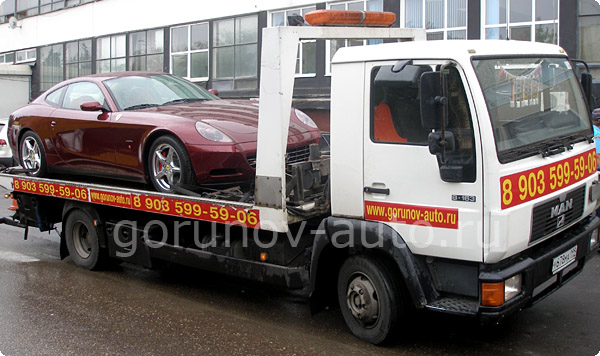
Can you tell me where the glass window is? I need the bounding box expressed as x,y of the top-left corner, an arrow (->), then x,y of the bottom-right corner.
578,15 -> 600,77
170,23 -> 208,80
404,0 -> 466,40
40,0 -> 64,14
370,64 -> 432,145
45,86 -> 65,107
0,0 -> 15,24
212,15 -> 258,82
536,0 -> 558,21
104,74 -> 217,111
472,57 -> 591,162
371,63 -> 475,181
40,44 -> 63,91
578,0 -> 600,77
15,48 -> 36,63
327,1 -> 384,74
63,81 -> 106,110
0,52 -> 15,64
96,34 -> 126,73
484,0 -> 558,43
270,6 -> 317,76
65,39 -> 92,79
129,28 -> 164,72
16,0 -> 38,19
509,0 -> 531,23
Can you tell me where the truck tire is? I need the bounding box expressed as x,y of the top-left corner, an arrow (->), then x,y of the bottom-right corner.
337,254 -> 404,344
64,209 -> 104,270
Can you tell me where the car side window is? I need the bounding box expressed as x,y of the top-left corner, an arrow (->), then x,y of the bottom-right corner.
45,86 -> 65,107
63,82 -> 107,110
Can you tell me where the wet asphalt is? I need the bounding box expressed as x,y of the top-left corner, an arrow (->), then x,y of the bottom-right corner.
0,187 -> 599,356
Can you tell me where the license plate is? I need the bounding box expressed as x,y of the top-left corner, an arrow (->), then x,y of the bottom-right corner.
552,245 -> 577,275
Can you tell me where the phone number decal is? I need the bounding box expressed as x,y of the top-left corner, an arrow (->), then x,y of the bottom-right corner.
500,149 -> 597,210
13,178 -> 89,201
13,178 -> 259,228
132,194 -> 259,228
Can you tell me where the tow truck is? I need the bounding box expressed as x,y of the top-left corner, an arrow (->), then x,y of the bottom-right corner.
1,10 -> 599,344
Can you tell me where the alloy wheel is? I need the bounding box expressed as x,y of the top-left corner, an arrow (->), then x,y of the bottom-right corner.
21,136 -> 42,173
151,143 -> 182,191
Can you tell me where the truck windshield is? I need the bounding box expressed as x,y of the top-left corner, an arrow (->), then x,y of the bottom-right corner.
472,57 -> 592,163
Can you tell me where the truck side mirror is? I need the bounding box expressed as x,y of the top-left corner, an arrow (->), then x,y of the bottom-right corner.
420,71 -> 447,130
428,131 -> 455,155
581,72 -> 593,109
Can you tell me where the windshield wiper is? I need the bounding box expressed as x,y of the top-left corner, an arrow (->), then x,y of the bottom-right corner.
124,103 -> 159,111
500,138 -> 567,162
161,98 -> 206,106
563,133 -> 593,146
500,148 -> 539,162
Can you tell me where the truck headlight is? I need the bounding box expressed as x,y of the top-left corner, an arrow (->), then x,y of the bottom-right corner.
481,274 -> 522,307
504,274 -> 522,302
590,228 -> 599,251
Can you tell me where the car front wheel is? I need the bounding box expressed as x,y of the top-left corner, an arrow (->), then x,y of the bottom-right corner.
148,136 -> 194,193
19,131 -> 47,177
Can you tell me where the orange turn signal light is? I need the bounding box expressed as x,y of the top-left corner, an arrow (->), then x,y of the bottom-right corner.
304,10 -> 396,27
481,282 -> 504,307
260,252 -> 268,262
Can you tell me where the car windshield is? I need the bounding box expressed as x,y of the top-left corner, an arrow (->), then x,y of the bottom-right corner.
472,57 -> 592,163
104,74 -> 218,111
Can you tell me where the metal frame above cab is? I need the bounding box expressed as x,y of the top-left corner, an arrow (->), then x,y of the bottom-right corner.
254,25 -> 426,233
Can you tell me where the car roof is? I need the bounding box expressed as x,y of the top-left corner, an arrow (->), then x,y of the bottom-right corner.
74,71 -> 167,81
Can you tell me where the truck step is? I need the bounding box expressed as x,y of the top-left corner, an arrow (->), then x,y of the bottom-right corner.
425,296 -> 479,316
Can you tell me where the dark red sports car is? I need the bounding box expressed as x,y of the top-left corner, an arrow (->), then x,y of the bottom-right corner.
8,72 -> 320,192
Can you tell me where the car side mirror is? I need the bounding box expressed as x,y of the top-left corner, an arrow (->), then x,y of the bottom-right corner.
80,101 -> 107,112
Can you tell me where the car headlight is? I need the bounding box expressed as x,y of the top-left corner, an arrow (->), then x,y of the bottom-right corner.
294,108 -> 318,129
195,122 -> 233,143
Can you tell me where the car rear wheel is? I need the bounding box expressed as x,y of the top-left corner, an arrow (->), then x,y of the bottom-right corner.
19,131 -> 47,177
148,136 -> 194,193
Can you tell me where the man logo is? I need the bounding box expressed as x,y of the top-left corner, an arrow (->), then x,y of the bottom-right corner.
557,215 -> 566,228
550,198 -> 573,218
550,198 -> 573,229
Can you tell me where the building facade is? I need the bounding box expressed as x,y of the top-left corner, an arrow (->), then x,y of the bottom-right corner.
0,0 -> 598,115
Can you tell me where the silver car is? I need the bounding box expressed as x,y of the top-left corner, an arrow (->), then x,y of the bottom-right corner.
0,118 -> 15,167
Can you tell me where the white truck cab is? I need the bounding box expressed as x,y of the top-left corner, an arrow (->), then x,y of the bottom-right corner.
323,39 -> 600,340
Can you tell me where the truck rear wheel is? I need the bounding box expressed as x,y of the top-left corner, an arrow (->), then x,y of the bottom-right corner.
64,209 -> 104,270
337,255 -> 404,344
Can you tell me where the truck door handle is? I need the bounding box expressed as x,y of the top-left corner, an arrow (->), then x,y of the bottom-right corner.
364,186 -> 390,195
50,121 -> 57,127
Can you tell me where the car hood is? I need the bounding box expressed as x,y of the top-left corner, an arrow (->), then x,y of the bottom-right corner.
145,99 -> 316,144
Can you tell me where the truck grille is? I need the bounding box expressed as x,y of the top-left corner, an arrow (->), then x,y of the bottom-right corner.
530,185 -> 585,244
247,145 -> 311,169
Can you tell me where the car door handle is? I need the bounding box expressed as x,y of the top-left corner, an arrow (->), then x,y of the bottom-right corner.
364,186 -> 390,195
50,121 -> 57,127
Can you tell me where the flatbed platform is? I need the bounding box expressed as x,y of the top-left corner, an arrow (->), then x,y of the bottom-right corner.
0,172 -> 260,228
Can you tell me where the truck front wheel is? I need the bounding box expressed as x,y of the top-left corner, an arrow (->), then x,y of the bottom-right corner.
64,209 -> 104,270
338,255 -> 404,344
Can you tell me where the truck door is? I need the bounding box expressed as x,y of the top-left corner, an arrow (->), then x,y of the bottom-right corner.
363,61 -> 484,262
